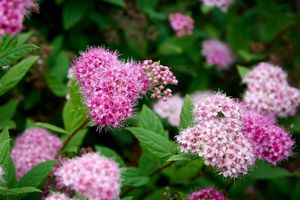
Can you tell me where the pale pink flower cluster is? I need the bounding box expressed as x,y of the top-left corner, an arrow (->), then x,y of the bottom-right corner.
11,128 -> 62,179
187,187 -> 228,200
74,48 -> 177,127
242,109 -> 294,165
243,62 -> 300,118
44,192 -> 73,200
153,94 -> 184,127
141,60 -> 178,101
168,12 -> 194,37
176,93 -> 255,178
55,153 -> 121,200
201,0 -> 233,12
190,91 -> 213,106
202,39 -> 235,69
0,0 -> 35,36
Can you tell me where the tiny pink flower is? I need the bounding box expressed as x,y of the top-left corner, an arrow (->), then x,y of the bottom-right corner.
243,62 -> 300,118
168,12 -> 194,37
0,0 -> 36,36
11,128 -> 62,179
242,109 -> 294,165
202,39 -> 235,69
187,187 -> 228,200
176,93 -> 255,178
55,153 -> 121,200
44,192 -> 73,200
201,0 -> 234,12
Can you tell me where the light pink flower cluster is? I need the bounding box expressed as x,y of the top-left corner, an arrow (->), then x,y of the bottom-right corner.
243,62 -> 300,118
201,0 -> 233,12
74,48 -> 177,127
153,94 -> 184,126
168,12 -> 194,37
141,60 -> 178,101
190,91 -> 213,106
0,0 -> 35,36
44,192 -> 73,200
176,93 -> 255,178
187,187 -> 228,200
202,39 -> 235,69
55,153 -> 121,200
11,128 -> 62,179
242,109 -> 294,165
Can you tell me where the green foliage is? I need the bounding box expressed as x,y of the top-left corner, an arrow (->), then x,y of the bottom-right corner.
121,167 -> 149,187
35,122 -> 68,134
179,95 -> 194,129
237,65 -> 250,80
95,145 -> 125,167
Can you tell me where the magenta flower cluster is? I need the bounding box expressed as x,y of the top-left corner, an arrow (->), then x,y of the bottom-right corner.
187,187 -> 228,200
0,0 -> 34,36
45,192 -> 73,200
243,62 -> 300,118
202,39 -> 235,69
201,0 -> 234,12
168,12 -> 194,37
11,127 -> 62,179
74,47 -> 177,127
177,93 -> 255,178
54,153 -> 121,200
242,109 -> 294,165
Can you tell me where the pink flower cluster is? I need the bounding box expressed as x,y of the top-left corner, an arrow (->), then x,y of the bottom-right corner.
153,94 -> 184,126
201,0 -> 233,12
187,187 -> 228,200
55,153 -> 121,200
0,0 -> 34,36
243,62 -> 300,118
45,192 -> 73,200
168,12 -> 194,37
242,109 -> 294,165
11,127 -> 62,179
74,47 -> 177,127
177,93 -> 255,178
202,39 -> 235,69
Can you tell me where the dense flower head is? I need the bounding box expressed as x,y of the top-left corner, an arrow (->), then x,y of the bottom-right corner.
190,91 -> 213,106
243,62 -> 300,118
168,12 -> 194,37
141,60 -> 178,101
242,109 -> 294,165
44,192 -> 73,200
0,0 -> 35,36
176,93 -> 255,178
201,0 -> 233,12
187,187 -> 228,200
11,127 -> 62,179
153,94 -> 184,126
55,153 -> 121,200
202,39 -> 234,69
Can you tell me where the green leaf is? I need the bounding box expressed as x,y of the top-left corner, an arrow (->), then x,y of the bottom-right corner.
167,153 -> 197,162
137,105 -> 166,137
16,160 -> 56,188
102,0 -> 126,8
0,119 -> 16,130
237,50 -> 266,62
95,146 -> 125,167
45,74 -> 68,96
278,116 -> 300,133
0,128 -> 10,141
121,197 -> 133,200
249,161 -> 291,179
0,44 -> 38,67
127,127 -> 177,159
179,95 -> 194,129
63,0 -> 88,30
35,122 -> 68,134
292,182 -> 300,200
17,32 -> 32,46
0,100 -> 19,120
62,129 -> 87,153
0,187 -> 41,199
0,56 -> 39,96
121,167 -> 149,187
237,65 -> 250,80
63,101 -> 87,134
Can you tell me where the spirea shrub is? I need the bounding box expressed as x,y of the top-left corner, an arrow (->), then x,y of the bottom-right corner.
168,12 -> 194,37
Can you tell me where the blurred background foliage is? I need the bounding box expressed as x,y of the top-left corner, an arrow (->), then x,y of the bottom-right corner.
1,0 -> 300,199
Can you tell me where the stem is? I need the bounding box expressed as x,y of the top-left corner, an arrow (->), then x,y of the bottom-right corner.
59,119 -> 90,153
121,161 -> 176,197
